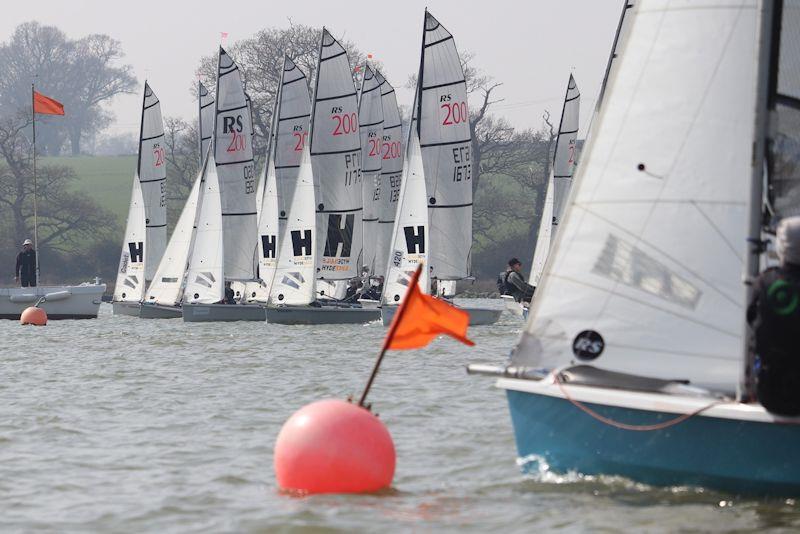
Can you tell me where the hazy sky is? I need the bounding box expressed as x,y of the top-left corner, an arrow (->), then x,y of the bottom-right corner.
1,0 -> 622,137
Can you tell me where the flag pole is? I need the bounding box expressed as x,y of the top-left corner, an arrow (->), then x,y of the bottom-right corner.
31,83 -> 40,286
358,263 -> 424,407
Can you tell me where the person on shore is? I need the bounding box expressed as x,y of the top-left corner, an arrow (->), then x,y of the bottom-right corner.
15,239 -> 36,287
503,258 -> 534,303
747,216 -> 800,416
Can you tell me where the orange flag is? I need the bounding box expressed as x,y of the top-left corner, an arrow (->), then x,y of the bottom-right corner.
383,264 -> 474,350
33,91 -> 65,116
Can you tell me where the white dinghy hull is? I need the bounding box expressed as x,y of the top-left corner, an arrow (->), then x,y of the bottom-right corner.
139,302 -> 182,319
266,305 -> 380,325
112,301 -> 141,317
0,284 -> 105,320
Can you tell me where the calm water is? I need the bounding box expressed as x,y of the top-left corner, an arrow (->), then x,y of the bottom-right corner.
1,299 -> 798,532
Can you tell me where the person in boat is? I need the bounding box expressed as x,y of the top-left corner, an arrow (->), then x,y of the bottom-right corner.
15,239 -> 36,287
342,278 -> 360,303
747,216 -> 800,416
223,281 -> 236,304
360,276 -> 384,301
503,258 -> 534,303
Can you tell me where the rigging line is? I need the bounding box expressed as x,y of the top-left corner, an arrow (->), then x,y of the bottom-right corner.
573,204 -> 743,308
691,200 -> 744,262
550,272 -> 742,339
553,373 -> 727,432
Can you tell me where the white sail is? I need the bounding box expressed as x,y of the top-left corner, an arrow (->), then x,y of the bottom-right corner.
358,65 -> 384,275
382,129 -> 429,305
184,152 -> 224,304
512,0 -> 759,393
551,74 -> 580,230
138,82 -> 167,282
310,29 -> 363,281
419,11 -> 472,281
198,81 -> 214,165
270,146 -> 316,305
214,47 -> 258,281
529,174 -> 554,287
114,177 -> 147,302
375,70 -> 403,279
144,164 -> 205,306
249,158 -> 280,302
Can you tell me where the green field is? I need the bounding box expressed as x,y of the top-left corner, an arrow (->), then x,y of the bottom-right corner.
41,155 -> 135,226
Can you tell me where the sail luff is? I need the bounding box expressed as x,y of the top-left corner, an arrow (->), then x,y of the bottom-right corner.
551,74 -> 581,234
358,64 -> 384,275
375,70 -> 403,279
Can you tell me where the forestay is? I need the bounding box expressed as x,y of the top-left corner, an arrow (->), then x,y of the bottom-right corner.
358,65 -> 384,275
114,178 -> 147,302
418,11 -> 472,281
512,0 -> 759,393
138,82 -> 167,281
383,129 -> 429,305
198,81 -> 214,164
310,29 -> 362,281
184,152 -> 224,304
375,70 -> 403,279
214,47 -> 257,281
551,74 -> 580,230
144,159 -> 206,306
270,146 -> 317,305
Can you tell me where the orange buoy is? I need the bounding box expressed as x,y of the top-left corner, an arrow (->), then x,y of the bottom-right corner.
274,399 -> 395,494
20,306 -> 47,326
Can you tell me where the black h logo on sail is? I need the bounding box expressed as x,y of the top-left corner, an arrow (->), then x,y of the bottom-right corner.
291,229 -> 313,256
261,234 -> 277,259
403,226 -> 425,254
323,214 -> 354,258
128,241 -> 144,263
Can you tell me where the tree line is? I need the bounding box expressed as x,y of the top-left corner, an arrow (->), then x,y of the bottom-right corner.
0,21 -> 556,287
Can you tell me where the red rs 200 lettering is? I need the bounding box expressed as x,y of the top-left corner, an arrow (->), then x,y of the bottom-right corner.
293,131 -> 308,151
153,146 -> 165,167
441,101 -> 468,125
382,141 -> 401,160
332,113 -> 358,135
368,138 -> 381,157
227,130 -> 246,153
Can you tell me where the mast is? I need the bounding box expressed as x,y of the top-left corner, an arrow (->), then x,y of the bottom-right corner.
197,80 -> 203,166
743,0 -> 778,399
30,83 -> 39,285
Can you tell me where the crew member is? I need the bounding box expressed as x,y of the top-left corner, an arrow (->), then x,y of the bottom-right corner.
15,239 -> 36,287
747,216 -> 800,416
504,258 -> 534,303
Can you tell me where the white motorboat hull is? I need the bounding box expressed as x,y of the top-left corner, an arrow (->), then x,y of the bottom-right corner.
0,284 -> 105,320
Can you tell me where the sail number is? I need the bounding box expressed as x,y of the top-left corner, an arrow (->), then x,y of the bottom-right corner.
343,151 -> 361,186
243,163 -> 255,194
382,140 -> 401,160
441,101 -> 468,125
332,112 -> 358,136
293,131 -> 308,151
368,138 -> 381,157
452,145 -> 471,182
153,144 -> 165,167
227,131 -> 247,153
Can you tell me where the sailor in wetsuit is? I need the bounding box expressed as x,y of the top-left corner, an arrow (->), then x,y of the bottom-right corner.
747,216 -> 800,416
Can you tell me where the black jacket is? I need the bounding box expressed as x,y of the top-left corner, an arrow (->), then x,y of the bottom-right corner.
15,249 -> 36,279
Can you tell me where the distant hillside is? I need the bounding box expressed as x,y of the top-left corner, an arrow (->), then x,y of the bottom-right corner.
41,155 -> 135,226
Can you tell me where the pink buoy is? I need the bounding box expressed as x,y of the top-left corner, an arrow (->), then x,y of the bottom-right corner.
20,306 -> 47,326
274,398 -> 395,494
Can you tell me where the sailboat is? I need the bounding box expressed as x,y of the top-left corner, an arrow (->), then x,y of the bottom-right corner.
140,82 -> 215,319
469,0 -> 800,495
266,30 -> 380,324
358,65 -> 384,280
503,75 -> 580,317
113,82 -> 167,316
183,48 -> 265,322
380,10 -> 501,326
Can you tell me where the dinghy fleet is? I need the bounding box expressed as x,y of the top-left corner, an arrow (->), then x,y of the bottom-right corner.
112,11 -> 500,325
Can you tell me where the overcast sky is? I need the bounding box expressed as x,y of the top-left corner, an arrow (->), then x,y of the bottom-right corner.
1,0 -> 622,137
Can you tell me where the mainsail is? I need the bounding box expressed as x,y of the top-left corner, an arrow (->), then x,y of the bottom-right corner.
138,82 -> 167,281
551,74 -> 580,230
251,158 -> 280,301
512,0 -> 760,393
375,70 -> 403,279
358,65 -> 384,275
310,29 -> 363,281
270,146 -> 317,305
114,178 -> 146,302
184,151 -> 224,304
418,11 -> 472,281
198,81 -> 214,164
214,47 -> 258,281
528,174 -> 554,287
382,129 -> 429,305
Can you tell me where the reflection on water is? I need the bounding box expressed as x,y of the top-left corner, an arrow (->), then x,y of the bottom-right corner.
0,300 -> 798,532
